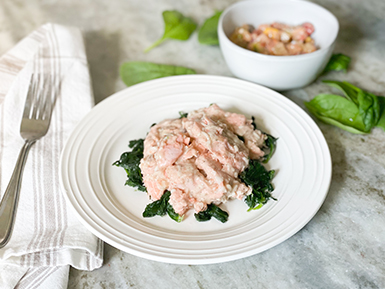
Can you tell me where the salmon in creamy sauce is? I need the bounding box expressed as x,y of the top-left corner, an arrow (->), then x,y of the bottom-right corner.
139,104 -> 267,215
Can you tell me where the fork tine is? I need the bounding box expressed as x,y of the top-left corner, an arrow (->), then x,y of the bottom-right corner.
22,74 -> 36,119
41,74 -> 53,121
30,73 -> 42,120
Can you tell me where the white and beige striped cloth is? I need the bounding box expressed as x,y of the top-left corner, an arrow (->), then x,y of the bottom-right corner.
0,24 -> 103,288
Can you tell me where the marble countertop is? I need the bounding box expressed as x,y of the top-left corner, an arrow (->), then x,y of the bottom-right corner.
1,0 -> 384,288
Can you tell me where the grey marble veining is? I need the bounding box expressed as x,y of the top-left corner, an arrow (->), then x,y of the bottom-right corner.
1,0 -> 385,288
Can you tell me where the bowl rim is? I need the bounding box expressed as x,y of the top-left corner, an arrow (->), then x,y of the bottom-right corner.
218,0 -> 340,61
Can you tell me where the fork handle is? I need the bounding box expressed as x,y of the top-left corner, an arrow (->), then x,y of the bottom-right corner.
0,140 -> 35,248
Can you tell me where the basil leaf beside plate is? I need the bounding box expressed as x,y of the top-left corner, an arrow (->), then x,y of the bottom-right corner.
323,81 -> 380,132
305,93 -> 368,134
120,61 -> 196,87
306,81 -> 383,134
376,96 -> 385,131
198,11 -> 222,45
145,10 -> 197,52
323,53 -> 351,74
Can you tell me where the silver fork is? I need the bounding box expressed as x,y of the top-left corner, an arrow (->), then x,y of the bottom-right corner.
0,73 -> 54,248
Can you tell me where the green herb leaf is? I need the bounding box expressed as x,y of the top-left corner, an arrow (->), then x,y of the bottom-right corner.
376,96 -> 385,131
113,139 -> 146,191
194,204 -> 229,223
198,11 -> 222,45
120,62 -> 196,87
240,160 -> 276,211
323,80 -> 360,104
318,81 -> 380,132
145,10 -> 197,52
323,53 -> 351,74
305,94 -> 368,134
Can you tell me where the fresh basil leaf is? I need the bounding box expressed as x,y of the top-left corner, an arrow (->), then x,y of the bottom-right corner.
143,191 -> 171,218
322,81 -> 380,132
194,204 -> 229,223
240,160 -> 276,211
198,11 -> 222,45
120,62 -> 196,87
305,94 -> 368,134
323,80 -> 359,104
323,53 -> 351,74
357,90 -> 379,131
376,96 -> 385,131
113,139 -> 146,191
145,10 -> 197,52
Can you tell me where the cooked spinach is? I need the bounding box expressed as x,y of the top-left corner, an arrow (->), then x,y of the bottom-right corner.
179,111 -> 188,118
198,11 -> 222,45
262,134 -> 277,164
323,53 -> 351,74
145,10 -> 197,52
143,191 -> 170,217
194,204 -> 229,223
251,116 -> 257,129
113,139 -> 146,191
167,203 -> 184,222
240,160 -> 276,211
120,62 -> 196,87
143,191 -> 183,222
237,135 -> 245,142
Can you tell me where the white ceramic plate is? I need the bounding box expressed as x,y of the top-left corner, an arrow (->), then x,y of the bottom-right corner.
60,75 -> 331,264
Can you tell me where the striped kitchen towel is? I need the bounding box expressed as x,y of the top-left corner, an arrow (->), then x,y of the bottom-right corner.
0,23 -> 103,288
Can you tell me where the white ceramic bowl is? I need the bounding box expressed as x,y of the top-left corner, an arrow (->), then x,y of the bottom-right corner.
218,0 -> 339,90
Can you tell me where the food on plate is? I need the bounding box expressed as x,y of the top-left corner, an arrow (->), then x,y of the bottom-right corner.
114,104 -> 277,223
229,22 -> 317,56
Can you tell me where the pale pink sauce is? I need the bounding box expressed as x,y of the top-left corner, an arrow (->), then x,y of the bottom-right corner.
139,104 -> 267,215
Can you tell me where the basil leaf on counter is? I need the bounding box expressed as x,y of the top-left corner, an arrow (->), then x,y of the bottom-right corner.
313,81 -> 381,132
120,62 -> 196,86
145,10 -> 197,52
376,96 -> 385,131
305,94 -> 368,134
323,53 -> 351,74
323,80 -> 360,104
198,11 -> 222,45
